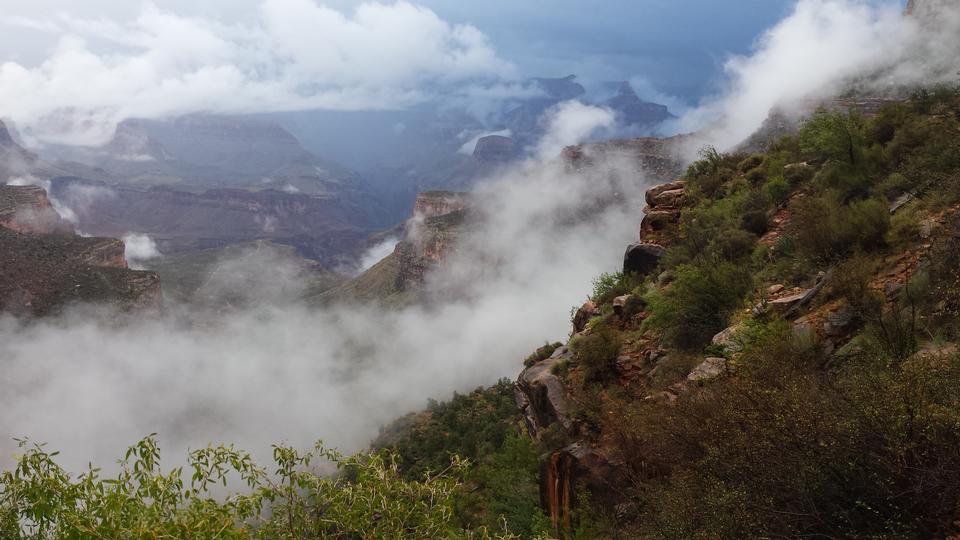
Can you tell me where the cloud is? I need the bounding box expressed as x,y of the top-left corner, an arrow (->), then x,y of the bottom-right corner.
356,237 -> 400,273
0,1 -> 516,146
0,106 -> 648,470
122,233 -> 162,269
534,100 -> 616,158
666,0 -> 960,155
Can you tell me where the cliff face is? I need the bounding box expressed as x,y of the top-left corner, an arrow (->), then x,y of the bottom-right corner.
49,177 -> 369,263
0,185 -> 73,235
0,185 -> 161,315
562,135 -> 689,185
395,192 -> 471,290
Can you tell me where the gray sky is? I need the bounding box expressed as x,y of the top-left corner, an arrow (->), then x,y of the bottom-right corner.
0,0 -> 878,100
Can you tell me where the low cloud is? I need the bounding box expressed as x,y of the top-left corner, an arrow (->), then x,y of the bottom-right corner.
665,0 -> 960,155
122,233 -> 162,269
0,106 -> 647,470
534,101 -> 616,158
0,1 -> 517,146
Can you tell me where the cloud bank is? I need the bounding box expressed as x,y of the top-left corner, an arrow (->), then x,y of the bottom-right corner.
669,0 -> 960,154
0,0 -> 516,146
0,105 -> 646,470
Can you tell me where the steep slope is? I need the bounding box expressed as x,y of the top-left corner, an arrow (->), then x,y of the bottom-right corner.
512,90 -> 960,537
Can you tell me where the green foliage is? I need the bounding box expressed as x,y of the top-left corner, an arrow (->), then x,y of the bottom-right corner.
791,195 -> 889,262
762,176 -> 790,204
609,323 -> 960,539
0,435 -> 521,539
644,260 -> 752,350
373,381 -> 546,537
571,329 -> 622,384
589,272 -> 638,306
737,154 -> 765,173
799,108 -> 867,164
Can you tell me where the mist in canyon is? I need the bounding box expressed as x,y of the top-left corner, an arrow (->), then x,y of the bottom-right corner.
0,103 -> 645,469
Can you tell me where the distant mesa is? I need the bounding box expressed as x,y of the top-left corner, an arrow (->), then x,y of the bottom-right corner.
472,135 -> 517,164
603,81 -> 673,127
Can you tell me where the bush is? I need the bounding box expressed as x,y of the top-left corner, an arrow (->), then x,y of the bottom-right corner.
745,167 -> 766,185
737,154 -> 765,173
611,322 -> 960,539
792,195 -> 889,262
644,260 -> 752,350
800,108 -> 867,164
571,329 -> 622,384
763,176 -> 791,204
589,272 -> 637,305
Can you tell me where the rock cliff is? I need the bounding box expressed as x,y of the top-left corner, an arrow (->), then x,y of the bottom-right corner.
0,185 -> 73,235
49,177 -> 369,263
0,185 -> 162,315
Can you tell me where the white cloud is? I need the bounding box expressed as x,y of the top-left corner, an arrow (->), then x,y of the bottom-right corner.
0,106 -> 648,470
668,0 -> 960,155
0,1 -> 516,146
122,233 -> 162,269
534,100 -> 615,159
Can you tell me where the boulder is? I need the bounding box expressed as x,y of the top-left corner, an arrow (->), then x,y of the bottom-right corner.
644,180 -> 686,207
648,188 -> 684,208
572,300 -> 600,333
623,242 -> 665,275
824,307 -> 857,337
541,443 -> 625,531
515,352 -> 573,439
711,325 -> 744,354
612,294 -> 632,316
687,357 -> 728,383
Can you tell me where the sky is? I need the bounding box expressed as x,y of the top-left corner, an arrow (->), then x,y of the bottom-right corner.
0,0 -> 921,148
0,0 -> 805,101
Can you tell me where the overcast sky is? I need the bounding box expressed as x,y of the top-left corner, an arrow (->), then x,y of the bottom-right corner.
0,0 -> 911,146
0,0 -> 901,100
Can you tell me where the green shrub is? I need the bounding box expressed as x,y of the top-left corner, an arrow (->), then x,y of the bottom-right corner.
792,195 -> 889,262
740,209 -> 769,235
737,154 -> 765,173
745,166 -> 766,185
589,272 -> 638,305
571,329 -> 622,384
800,108 -> 867,164
644,260 -> 752,350
710,228 -> 758,261
763,176 -> 791,204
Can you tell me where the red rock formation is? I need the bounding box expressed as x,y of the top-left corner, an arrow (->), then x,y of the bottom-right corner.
563,136 -> 690,185
411,191 -> 471,219
0,227 -> 161,315
0,185 -> 73,235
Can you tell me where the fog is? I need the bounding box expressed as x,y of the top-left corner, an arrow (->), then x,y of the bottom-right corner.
669,0 -> 960,155
0,104 -> 647,469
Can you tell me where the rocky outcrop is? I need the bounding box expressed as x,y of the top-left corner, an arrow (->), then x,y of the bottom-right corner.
410,191 -> 471,220
640,180 -> 685,245
0,185 -> 73,235
0,226 -> 161,316
515,347 -> 573,440
563,137 -> 689,185
623,242 -> 666,275
392,192 -> 471,290
542,443 -> 624,531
